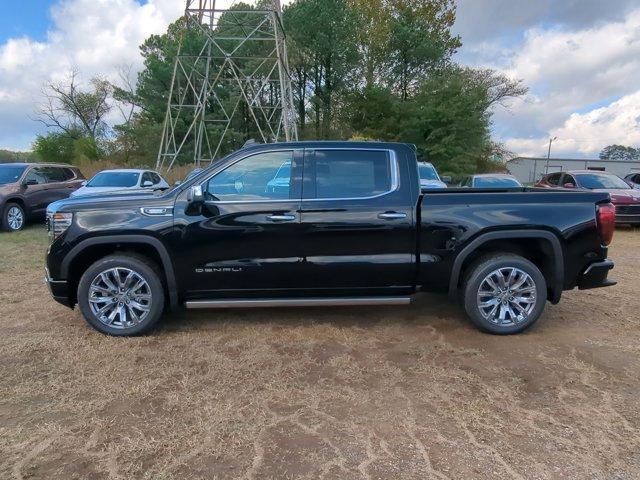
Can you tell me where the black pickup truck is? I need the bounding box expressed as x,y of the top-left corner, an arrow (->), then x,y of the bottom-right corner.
45,142 -> 616,336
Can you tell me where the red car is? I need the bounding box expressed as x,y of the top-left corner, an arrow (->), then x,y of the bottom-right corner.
536,170 -> 640,225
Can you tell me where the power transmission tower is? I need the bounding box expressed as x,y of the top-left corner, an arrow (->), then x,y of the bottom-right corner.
156,0 -> 297,171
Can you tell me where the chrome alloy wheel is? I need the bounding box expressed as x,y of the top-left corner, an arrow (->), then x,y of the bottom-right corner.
7,206 -> 24,230
88,267 -> 152,329
476,267 -> 537,327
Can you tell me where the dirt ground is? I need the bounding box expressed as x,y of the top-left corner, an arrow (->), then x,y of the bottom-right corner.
1,227 -> 639,480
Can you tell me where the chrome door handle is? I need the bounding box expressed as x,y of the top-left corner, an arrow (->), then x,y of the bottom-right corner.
267,214 -> 296,222
378,212 -> 407,220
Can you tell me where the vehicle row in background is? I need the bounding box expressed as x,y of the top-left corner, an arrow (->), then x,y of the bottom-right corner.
0,164 -> 170,232
459,173 -> 522,188
418,163 -> 523,189
536,170 -> 640,225
0,163 -> 85,232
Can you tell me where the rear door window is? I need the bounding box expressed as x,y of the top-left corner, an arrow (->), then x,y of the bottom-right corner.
546,173 -> 562,186
561,174 -> 577,187
305,150 -> 393,199
41,167 -> 69,183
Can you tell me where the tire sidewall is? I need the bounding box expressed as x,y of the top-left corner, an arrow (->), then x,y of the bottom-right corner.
464,255 -> 547,335
77,255 -> 165,336
3,203 -> 25,232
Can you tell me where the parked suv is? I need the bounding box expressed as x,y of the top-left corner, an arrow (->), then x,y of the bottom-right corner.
45,142 -> 616,337
0,163 -> 85,232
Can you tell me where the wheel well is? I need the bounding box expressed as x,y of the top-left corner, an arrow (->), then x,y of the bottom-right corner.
458,238 -> 557,300
67,243 -> 167,306
4,197 -> 25,211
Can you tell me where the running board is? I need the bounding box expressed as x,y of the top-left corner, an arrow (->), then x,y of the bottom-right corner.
185,296 -> 412,309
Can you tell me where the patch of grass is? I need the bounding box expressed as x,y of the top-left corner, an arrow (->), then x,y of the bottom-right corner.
0,224 -> 49,272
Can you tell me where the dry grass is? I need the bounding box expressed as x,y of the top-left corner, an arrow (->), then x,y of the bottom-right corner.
1,227 -> 639,479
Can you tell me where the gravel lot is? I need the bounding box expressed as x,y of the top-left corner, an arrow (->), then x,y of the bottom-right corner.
1,226 -> 639,479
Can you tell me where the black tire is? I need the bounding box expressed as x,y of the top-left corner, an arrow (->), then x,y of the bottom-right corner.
463,254 -> 547,335
2,202 -> 26,232
77,254 -> 165,336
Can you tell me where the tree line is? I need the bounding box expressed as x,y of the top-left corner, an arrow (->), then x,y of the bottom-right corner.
32,0 -> 529,176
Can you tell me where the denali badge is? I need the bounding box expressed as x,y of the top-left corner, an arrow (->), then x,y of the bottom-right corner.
196,267 -> 243,273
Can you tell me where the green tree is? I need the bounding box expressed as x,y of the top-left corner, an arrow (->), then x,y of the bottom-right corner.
385,0 -> 461,100
33,131 -> 79,164
284,0 -> 361,138
345,67 -> 526,176
599,144 -> 640,161
37,70 -> 112,142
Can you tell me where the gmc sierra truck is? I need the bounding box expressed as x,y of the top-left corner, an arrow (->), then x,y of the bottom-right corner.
45,142 -> 617,336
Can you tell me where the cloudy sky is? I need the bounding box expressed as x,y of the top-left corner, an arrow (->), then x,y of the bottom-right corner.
1,0 -> 639,158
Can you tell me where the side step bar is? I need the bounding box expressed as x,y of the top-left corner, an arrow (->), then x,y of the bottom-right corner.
185,297 -> 412,309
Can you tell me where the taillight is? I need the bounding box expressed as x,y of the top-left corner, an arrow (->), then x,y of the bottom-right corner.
596,203 -> 615,246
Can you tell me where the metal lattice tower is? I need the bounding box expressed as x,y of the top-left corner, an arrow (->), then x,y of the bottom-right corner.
156,0 -> 297,171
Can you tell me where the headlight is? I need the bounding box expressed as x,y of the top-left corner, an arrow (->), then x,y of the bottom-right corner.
48,212 -> 73,240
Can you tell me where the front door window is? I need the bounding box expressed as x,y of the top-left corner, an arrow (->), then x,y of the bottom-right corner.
205,151 -> 294,202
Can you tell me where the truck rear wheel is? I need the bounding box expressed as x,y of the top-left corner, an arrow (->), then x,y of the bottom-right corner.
77,254 -> 165,336
463,254 -> 547,334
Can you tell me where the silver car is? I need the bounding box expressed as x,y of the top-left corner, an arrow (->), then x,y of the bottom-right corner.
71,169 -> 170,197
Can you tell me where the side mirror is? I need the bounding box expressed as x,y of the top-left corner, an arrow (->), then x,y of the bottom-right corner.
441,175 -> 452,184
142,181 -> 154,188
563,183 -> 575,188
187,185 -> 204,204
23,179 -> 38,187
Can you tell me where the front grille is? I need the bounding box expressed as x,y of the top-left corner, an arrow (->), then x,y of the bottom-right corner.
615,205 -> 640,215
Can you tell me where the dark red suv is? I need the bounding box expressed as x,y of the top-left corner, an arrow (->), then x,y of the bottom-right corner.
536,170 -> 640,225
0,163 -> 85,232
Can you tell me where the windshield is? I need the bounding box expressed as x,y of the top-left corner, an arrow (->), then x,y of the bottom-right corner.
0,165 -> 27,185
418,163 -> 439,181
87,172 -> 140,188
576,173 -> 631,190
474,177 -> 521,188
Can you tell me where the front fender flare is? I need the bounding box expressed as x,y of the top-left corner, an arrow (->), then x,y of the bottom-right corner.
61,235 -> 178,309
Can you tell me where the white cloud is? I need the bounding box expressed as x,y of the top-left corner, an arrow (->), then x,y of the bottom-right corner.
507,90 -> 640,157
0,0 -> 295,150
458,5 -> 640,158
0,0 -> 185,150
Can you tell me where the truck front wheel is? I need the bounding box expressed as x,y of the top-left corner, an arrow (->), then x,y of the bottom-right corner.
77,254 -> 165,336
463,254 -> 547,334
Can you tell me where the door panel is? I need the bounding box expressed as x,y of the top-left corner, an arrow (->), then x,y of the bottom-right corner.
22,167 -> 50,215
297,148 -> 415,292
42,167 -> 76,204
174,149 -> 304,297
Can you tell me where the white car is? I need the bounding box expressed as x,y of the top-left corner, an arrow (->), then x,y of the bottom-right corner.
418,162 -> 449,189
70,169 -> 170,198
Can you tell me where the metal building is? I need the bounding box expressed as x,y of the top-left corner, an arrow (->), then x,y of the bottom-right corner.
507,157 -> 640,184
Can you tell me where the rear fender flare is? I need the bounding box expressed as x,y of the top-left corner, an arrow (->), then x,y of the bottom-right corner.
448,230 -> 564,304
